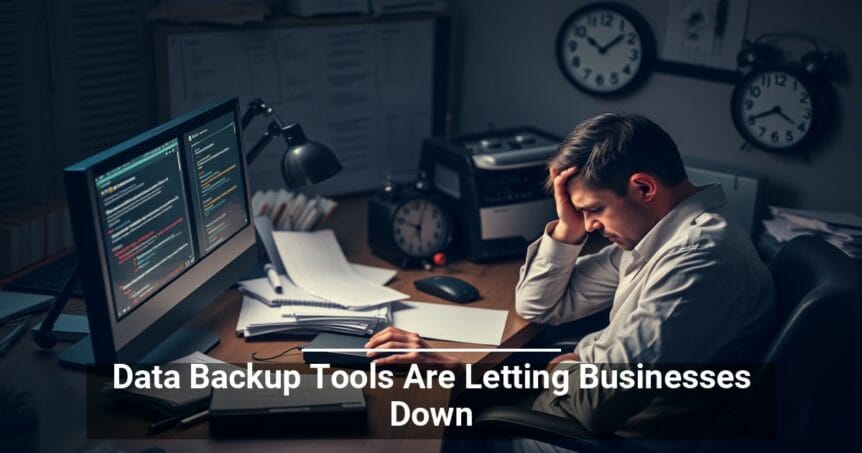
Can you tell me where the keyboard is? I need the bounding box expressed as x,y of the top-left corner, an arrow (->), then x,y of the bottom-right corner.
3,254 -> 85,298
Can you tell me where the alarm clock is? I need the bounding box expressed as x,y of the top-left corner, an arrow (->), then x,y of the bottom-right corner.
556,2 -> 656,96
368,179 -> 452,268
731,35 -> 837,153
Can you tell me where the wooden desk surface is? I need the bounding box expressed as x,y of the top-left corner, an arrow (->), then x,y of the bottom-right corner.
0,194 -> 543,452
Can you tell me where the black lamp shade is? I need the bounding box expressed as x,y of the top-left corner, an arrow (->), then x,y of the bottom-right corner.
280,123 -> 342,189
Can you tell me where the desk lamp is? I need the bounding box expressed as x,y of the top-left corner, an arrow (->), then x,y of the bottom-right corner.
241,98 -> 342,186
34,98 -> 342,350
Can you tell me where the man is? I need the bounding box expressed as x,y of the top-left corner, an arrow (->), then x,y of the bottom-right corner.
367,113 -> 775,438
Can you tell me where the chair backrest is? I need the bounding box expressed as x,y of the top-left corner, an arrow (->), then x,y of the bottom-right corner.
764,236 -> 861,439
769,236 -> 860,328
702,236 -> 861,447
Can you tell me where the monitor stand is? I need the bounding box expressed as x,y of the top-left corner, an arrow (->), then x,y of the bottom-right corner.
58,328 -> 220,369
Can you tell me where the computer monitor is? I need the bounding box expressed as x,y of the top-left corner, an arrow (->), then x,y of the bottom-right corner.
63,97 -> 257,365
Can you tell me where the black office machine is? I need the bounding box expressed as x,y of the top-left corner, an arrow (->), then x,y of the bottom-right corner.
419,127 -> 561,261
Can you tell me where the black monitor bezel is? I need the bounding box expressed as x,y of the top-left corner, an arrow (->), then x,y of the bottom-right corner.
64,97 -> 257,364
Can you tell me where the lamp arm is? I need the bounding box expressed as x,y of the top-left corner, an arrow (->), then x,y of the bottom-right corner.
242,98 -> 304,165
241,98 -> 270,129
246,120 -> 283,164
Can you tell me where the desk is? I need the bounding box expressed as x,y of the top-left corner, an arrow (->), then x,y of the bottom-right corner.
0,194 -> 543,452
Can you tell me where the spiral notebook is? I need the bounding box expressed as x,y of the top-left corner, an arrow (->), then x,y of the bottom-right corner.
237,263 -> 397,307
235,296 -> 389,337
238,275 -> 328,306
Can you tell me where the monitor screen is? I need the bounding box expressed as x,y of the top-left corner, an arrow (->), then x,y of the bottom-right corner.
89,108 -> 248,320
65,97 -> 257,364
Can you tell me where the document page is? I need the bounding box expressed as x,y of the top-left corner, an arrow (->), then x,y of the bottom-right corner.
274,230 -> 408,308
391,301 -> 508,346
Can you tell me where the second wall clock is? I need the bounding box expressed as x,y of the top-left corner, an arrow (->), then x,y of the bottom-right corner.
556,2 -> 656,96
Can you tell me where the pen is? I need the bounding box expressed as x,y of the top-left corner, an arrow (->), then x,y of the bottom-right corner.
0,317 -> 30,357
147,414 -> 180,434
178,409 -> 209,429
264,263 -> 283,294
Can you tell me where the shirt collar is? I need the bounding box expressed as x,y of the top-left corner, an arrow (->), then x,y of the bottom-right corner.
627,184 -> 727,268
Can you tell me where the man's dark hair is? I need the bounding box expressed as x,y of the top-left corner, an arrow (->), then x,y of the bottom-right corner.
546,113 -> 687,195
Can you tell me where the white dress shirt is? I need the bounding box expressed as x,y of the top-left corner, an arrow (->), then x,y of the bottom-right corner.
516,184 -> 776,436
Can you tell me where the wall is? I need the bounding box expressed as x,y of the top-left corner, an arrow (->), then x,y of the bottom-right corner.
449,0 -> 862,213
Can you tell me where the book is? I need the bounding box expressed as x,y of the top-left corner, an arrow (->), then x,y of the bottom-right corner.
102,352 -> 237,416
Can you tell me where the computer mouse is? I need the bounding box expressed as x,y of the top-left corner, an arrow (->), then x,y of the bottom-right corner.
413,276 -> 480,304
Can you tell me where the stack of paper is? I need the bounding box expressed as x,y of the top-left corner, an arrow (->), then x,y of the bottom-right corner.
236,296 -> 390,337
236,297 -> 509,345
252,189 -> 337,232
236,229 -> 405,337
235,228 -> 510,344
764,207 -> 862,260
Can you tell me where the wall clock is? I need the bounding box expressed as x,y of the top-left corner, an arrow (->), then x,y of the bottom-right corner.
556,2 -> 656,95
731,65 -> 832,153
731,35 -> 837,154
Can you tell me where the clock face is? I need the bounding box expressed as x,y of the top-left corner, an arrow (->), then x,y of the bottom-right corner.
736,70 -> 814,149
557,3 -> 655,95
392,197 -> 450,258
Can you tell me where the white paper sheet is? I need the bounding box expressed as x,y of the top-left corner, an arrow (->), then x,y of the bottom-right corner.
238,262 -> 395,306
391,301 -> 508,346
240,276 -> 328,305
236,296 -> 286,333
273,230 -> 408,308
282,303 -> 389,320
350,263 -> 397,285
771,206 -> 862,230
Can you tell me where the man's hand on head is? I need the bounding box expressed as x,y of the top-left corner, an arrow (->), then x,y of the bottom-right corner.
550,166 -> 587,244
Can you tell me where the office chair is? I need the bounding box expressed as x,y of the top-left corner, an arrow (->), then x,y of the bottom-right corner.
472,236 -> 862,452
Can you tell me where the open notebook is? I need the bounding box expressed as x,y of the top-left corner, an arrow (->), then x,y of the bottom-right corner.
237,263 -> 396,306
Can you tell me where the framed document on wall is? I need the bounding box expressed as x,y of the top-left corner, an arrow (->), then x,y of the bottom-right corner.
655,0 -> 749,83
154,14 -> 453,196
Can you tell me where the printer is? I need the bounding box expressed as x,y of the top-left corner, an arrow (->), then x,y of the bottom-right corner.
419,127 -> 561,262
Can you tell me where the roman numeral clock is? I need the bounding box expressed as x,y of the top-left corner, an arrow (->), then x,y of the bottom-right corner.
556,2 -> 656,96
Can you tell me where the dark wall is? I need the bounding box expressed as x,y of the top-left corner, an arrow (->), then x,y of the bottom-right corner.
449,0 -> 861,213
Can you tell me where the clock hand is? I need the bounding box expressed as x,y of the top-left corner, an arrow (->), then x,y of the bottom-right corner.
599,34 -> 625,53
585,35 -> 602,51
774,106 -> 796,124
417,204 -> 428,225
751,105 -> 781,120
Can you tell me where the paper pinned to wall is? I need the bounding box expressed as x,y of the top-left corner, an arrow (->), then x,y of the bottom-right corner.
165,20 -> 437,195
